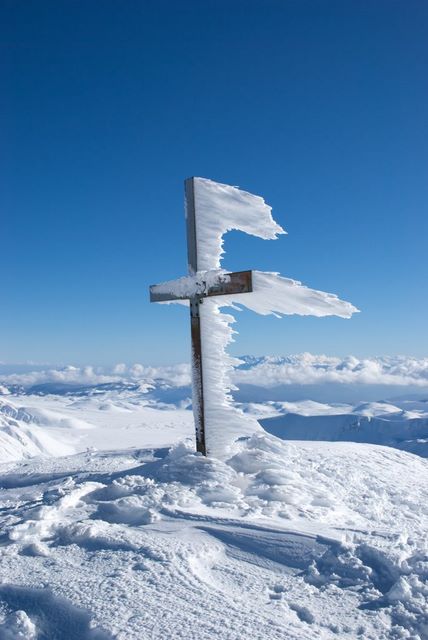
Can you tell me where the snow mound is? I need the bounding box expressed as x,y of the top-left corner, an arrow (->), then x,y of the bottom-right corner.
0,436 -> 427,638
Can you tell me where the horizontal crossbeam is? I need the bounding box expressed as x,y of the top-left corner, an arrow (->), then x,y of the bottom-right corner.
150,270 -> 253,303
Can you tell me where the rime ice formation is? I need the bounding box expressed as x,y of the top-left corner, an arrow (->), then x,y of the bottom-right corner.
199,299 -> 257,454
151,270 -> 231,300
240,271 -> 357,318
156,178 -> 358,457
151,270 -> 357,319
190,177 -> 285,270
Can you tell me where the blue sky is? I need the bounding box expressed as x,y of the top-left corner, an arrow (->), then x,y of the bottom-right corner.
1,0 -> 427,365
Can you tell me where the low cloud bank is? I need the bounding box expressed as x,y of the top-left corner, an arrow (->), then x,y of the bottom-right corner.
234,354 -> 428,388
1,354 -> 428,391
0,363 -> 191,390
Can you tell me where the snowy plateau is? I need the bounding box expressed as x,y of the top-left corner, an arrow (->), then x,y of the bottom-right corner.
0,356 -> 427,640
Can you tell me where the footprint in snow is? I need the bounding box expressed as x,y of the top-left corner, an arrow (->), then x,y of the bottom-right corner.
289,603 -> 315,624
268,584 -> 286,601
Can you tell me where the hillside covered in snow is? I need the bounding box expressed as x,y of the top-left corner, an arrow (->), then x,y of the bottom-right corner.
0,359 -> 427,639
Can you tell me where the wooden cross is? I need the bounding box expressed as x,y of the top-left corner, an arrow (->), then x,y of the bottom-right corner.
149,177 -> 253,456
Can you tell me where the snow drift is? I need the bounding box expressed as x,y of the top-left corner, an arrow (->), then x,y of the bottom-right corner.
0,435 -> 427,639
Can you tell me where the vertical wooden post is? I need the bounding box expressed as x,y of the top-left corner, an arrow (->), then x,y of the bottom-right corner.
185,178 -> 207,456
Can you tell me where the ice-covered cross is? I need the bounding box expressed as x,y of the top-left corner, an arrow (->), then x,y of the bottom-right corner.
150,177 -> 358,458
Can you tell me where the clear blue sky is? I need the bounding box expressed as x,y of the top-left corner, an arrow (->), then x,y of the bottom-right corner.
1,1 -> 427,365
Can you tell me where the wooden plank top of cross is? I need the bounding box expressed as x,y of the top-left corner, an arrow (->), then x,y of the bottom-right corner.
149,177 -> 253,456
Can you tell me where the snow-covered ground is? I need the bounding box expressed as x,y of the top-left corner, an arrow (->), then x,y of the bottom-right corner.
0,364 -> 427,639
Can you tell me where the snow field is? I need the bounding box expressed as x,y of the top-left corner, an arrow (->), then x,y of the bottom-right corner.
0,395 -> 194,464
0,434 -> 427,639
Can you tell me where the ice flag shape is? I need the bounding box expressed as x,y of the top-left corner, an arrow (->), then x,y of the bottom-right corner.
190,178 -> 285,270
151,178 -> 358,458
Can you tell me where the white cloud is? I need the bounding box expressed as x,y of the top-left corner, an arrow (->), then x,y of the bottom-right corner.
1,354 -> 428,391
233,354 -> 428,388
0,362 -> 192,389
